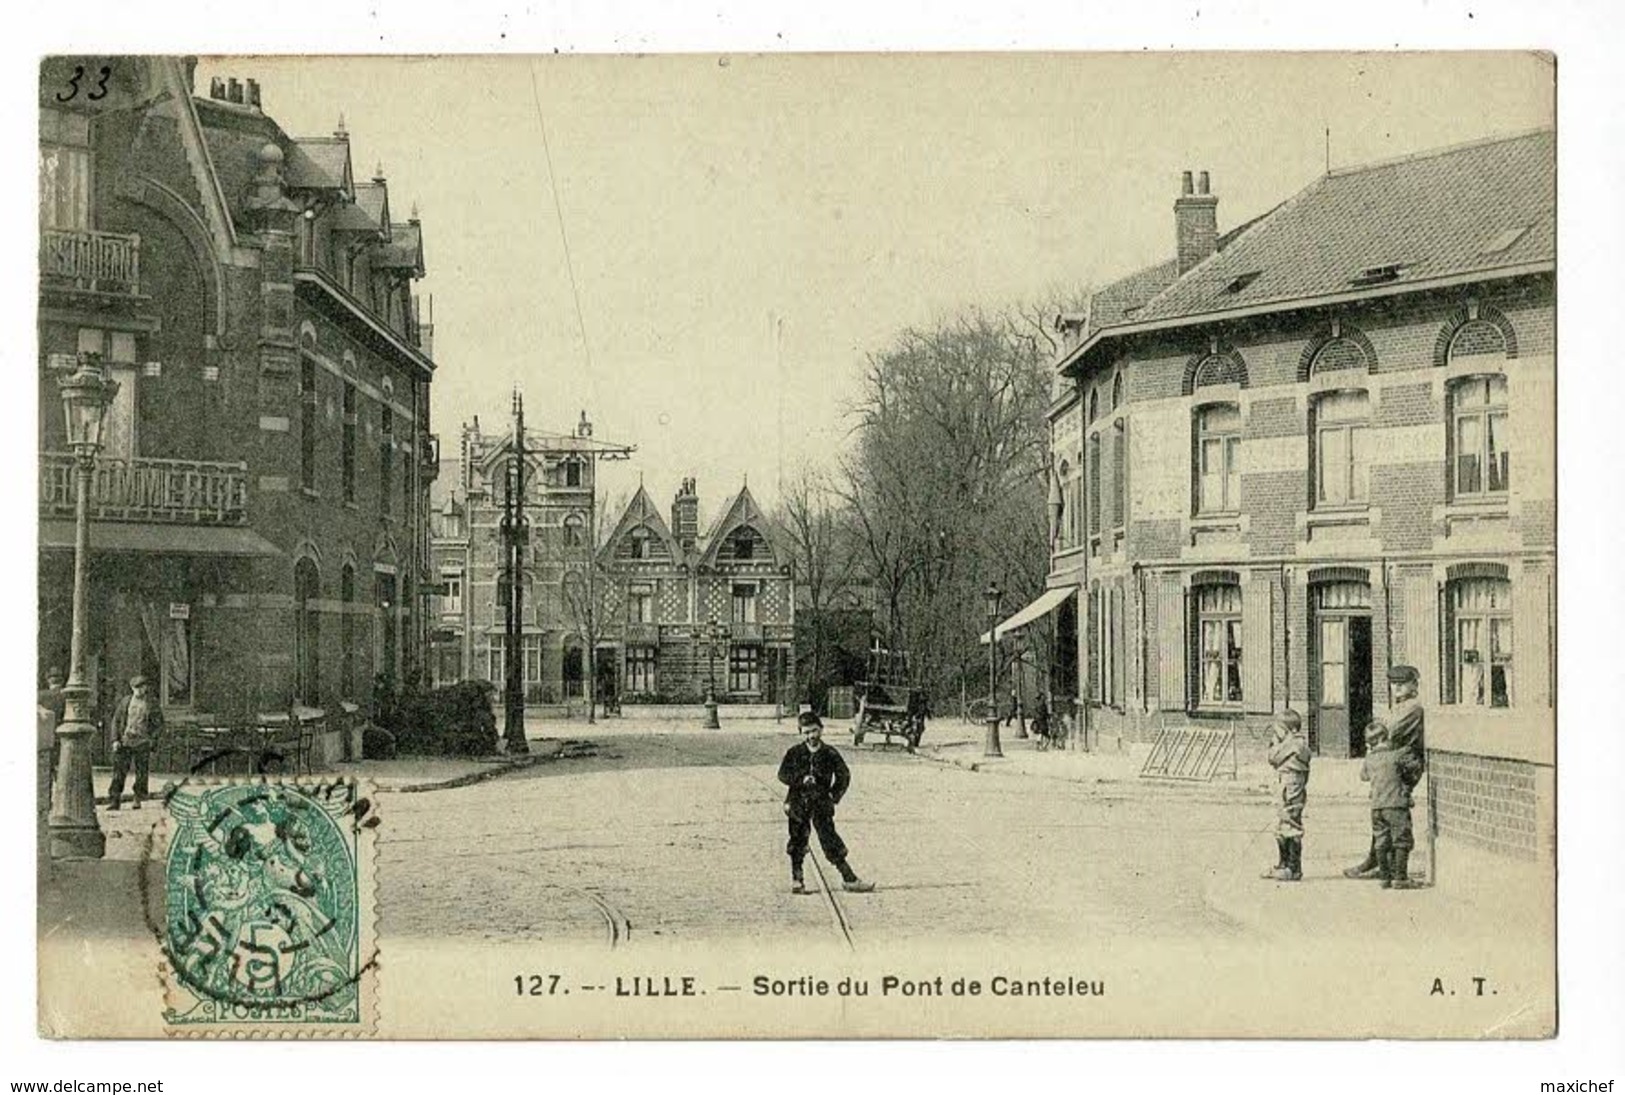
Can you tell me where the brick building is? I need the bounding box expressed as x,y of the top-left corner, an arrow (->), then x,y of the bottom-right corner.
1036,130 -> 1554,864
425,410 -> 634,704
595,479 -> 796,707
37,57 -> 438,731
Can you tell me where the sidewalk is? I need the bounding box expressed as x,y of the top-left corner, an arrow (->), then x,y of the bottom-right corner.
87,735 -> 599,805
916,720 -> 1380,800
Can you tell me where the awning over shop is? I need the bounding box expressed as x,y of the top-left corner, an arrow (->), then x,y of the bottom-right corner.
979,584 -> 1077,644
39,520 -> 282,558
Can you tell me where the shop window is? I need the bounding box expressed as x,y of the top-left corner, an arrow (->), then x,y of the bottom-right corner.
1312,390 -> 1370,508
1194,582 -> 1243,710
1447,576 -> 1513,707
1194,404 -> 1241,515
1451,375 -> 1510,499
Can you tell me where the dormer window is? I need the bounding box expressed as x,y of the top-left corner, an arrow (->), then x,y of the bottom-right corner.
1349,263 -> 1406,287
732,532 -> 756,561
629,527 -> 649,560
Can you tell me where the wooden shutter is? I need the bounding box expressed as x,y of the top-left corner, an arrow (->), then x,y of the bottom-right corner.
1403,574 -> 1441,705
1242,572 -> 1274,713
1156,575 -> 1185,708
1515,564 -> 1552,709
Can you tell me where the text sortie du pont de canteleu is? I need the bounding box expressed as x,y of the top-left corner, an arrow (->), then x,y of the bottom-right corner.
752,974 -> 1105,998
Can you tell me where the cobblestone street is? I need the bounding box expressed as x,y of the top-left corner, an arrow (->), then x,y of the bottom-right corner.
371,720 -> 1516,951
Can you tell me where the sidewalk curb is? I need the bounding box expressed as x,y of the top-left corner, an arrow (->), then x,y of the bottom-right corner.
395,740 -> 599,793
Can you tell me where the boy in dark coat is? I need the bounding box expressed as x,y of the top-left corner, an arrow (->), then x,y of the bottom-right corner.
777,711 -> 875,894
1345,664 -> 1427,878
1360,723 -> 1425,890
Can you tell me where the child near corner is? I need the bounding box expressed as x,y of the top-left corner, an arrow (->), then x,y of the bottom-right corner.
1261,709 -> 1311,881
1359,723 -> 1425,890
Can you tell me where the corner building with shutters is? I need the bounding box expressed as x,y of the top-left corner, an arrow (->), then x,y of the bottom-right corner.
1044,130 -> 1554,865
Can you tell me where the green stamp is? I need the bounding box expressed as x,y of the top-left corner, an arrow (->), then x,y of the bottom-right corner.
162,779 -> 377,1034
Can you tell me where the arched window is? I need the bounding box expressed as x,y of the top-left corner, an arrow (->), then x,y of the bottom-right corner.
340,564 -> 356,698
1310,337 -> 1369,375
1450,375 -> 1510,498
1111,371 -> 1124,411
1193,404 -> 1241,515
1088,387 -> 1100,423
1446,574 -> 1513,707
1311,390 -> 1371,508
295,558 -> 321,705
563,513 -> 585,548
1193,353 -> 1247,390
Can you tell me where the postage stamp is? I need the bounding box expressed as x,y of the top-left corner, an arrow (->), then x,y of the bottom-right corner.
159,778 -> 378,1036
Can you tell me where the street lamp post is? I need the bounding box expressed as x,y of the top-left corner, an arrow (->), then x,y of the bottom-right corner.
984,582 -> 1004,759
702,615 -> 722,729
49,355 -> 118,860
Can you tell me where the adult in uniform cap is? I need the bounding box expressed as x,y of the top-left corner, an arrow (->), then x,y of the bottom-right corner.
776,711 -> 875,894
1344,664 -> 1426,879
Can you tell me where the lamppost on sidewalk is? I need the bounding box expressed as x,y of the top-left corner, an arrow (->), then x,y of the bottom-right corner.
983,581 -> 1004,759
702,615 -> 722,729
50,354 -> 117,860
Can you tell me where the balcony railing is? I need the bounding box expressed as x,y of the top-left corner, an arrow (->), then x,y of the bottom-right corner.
730,621 -> 764,643
624,622 -> 660,645
40,228 -> 142,296
40,453 -> 249,526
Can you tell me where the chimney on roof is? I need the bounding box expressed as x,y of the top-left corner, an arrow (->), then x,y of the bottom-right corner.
334,114 -> 348,140
1175,168 -> 1219,276
245,78 -> 261,110
672,478 -> 699,554
374,163 -> 386,184
226,77 -> 243,104
577,410 -> 593,439
209,76 -> 226,99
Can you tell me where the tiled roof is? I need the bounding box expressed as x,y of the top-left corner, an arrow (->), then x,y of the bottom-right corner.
286,138 -> 351,192
353,181 -> 390,236
1085,128 -> 1554,338
377,221 -> 424,272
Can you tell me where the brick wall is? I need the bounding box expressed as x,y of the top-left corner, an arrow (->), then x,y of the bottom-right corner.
1429,750 -> 1547,862
1372,462 -> 1444,552
1242,470 -> 1301,555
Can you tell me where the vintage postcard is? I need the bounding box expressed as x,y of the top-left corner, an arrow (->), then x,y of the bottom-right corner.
34,51 -> 1556,1039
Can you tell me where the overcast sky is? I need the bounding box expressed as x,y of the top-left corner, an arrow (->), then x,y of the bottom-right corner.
196,52 -> 1552,520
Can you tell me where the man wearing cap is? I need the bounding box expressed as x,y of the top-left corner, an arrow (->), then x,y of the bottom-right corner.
777,711 -> 875,894
1344,664 -> 1426,879
108,675 -> 164,810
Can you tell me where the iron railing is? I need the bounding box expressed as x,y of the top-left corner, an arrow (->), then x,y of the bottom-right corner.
40,228 -> 142,295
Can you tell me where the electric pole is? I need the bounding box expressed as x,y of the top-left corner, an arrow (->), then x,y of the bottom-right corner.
502,389 -> 530,755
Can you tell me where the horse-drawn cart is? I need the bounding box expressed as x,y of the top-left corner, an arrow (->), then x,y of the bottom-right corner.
852,646 -> 928,750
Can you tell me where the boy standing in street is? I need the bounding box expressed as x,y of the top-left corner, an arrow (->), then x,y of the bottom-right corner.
1345,664 -> 1427,879
777,711 -> 875,894
1359,723 -> 1425,890
1261,709 -> 1311,881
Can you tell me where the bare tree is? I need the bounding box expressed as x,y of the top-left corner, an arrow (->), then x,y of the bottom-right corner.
557,485 -> 626,724
836,308 -> 1054,707
774,462 -> 863,707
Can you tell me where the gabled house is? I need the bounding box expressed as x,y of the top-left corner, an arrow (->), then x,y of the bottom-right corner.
596,479 -> 795,707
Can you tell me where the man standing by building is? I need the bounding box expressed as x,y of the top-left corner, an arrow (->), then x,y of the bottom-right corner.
1344,664 -> 1426,879
777,711 -> 875,894
108,675 -> 163,811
